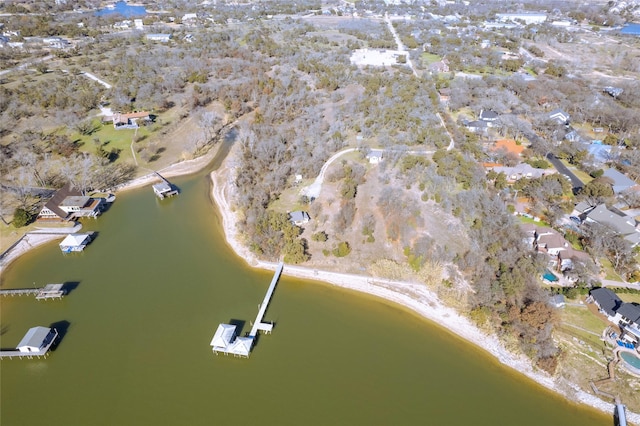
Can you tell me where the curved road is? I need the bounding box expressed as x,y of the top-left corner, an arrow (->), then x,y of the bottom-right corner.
301,146 -> 438,200
301,148 -> 357,199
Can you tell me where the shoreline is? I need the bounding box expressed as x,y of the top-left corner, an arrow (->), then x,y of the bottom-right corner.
2,145 -> 638,422
210,162 -> 640,424
0,149 -> 219,276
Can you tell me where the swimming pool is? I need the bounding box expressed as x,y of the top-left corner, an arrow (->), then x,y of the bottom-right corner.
620,351 -> 640,372
542,269 -> 558,282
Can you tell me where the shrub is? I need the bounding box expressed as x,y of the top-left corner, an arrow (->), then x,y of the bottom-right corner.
332,241 -> 351,257
12,208 -> 32,228
312,231 -> 328,242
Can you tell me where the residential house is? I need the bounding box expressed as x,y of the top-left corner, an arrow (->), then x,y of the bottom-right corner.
59,196 -> 104,218
521,224 -> 589,273
289,211 -> 310,226
548,108 -> 570,125
486,163 -> 551,181
572,201 -> 595,216
602,168 -> 638,194
584,141 -> 614,164
479,109 -> 499,126
367,150 -> 384,164
564,129 -> 582,143
110,111 -> 151,129
583,204 -> 640,246
37,184 -> 104,221
590,287 -> 623,319
465,120 -> 488,134
589,288 -> 640,345
615,303 -> 640,344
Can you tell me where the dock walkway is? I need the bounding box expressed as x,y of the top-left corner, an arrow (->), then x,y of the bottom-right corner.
1,284 -> 67,300
211,262 -> 284,357
249,261 -> 284,337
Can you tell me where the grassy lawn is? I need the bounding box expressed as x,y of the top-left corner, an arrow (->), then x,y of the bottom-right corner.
420,52 -> 441,65
559,303 -> 607,348
599,257 -> 623,281
619,293 -> 640,304
74,119 -> 153,164
558,158 -> 593,184
517,215 -> 551,227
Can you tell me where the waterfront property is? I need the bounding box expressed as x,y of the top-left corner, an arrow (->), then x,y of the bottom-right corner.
37,183 -> 106,221
589,288 -> 640,347
0,326 -> 58,359
211,262 -> 283,358
59,233 -> 93,252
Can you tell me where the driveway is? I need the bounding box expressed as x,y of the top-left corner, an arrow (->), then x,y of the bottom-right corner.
546,153 -> 584,192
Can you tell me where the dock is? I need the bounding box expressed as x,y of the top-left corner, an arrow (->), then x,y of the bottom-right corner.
0,327 -> 59,359
153,172 -> 179,199
1,283 -> 67,300
211,262 -> 284,358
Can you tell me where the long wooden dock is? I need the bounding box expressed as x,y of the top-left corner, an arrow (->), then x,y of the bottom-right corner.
211,262 -> 284,358
249,262 -> 284,338
0,284 -> 66,300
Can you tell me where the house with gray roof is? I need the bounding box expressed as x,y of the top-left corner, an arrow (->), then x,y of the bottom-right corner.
590,288 -> 640,346
487,163 -> 552,181
589,288 -> 623,318
603,168 -> 637,194
548,108 -> 570,125
616,303 -> 640,325
479,109 -> 499,125
584,204 -> 639,245
289,211 -> 310,226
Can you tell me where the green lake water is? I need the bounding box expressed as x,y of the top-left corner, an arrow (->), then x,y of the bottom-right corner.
1,164 -> 610,425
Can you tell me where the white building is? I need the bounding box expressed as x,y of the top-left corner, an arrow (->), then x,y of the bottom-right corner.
496,13 -> 547,25
59,233 -> 92,252
146,34 -> 172,42
17,327 -> 56,353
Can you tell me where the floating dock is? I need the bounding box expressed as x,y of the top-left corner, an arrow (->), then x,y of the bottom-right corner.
211,262 -> 284,358
0,283 -> 67,300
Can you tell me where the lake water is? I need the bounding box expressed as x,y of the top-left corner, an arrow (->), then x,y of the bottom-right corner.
0,157 -> 610,425
95,1 -> 147,17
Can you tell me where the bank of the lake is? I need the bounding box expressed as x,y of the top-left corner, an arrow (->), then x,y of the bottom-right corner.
211,160 -> 640,424
0,166 -> 613,425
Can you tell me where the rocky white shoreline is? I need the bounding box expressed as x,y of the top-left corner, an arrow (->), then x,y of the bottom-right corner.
210,164 -> 640,425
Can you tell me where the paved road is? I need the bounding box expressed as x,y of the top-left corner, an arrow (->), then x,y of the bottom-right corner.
546,153 -> 584,192
384,13 -> 418,77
